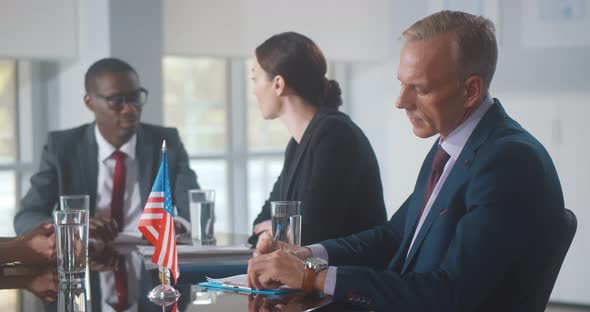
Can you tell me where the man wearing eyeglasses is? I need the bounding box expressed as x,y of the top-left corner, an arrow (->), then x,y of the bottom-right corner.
14,58 -> 199,244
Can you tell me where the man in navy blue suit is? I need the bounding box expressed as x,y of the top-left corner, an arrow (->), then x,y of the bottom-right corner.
247,10 -> 565,311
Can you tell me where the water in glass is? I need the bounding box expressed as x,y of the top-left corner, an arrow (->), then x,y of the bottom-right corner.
56,222 -> 88,283
190,201 -> 216,244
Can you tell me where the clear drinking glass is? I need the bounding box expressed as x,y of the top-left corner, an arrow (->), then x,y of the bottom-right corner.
53,209 -> 88,286
58,286 -> 87,312
188,189 -> 216,245
271,201 -> 302,246
60,195 -> 90,211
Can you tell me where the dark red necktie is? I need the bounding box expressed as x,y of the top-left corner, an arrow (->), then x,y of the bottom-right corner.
111,151 -> 128,311
111,151 -> 126,228
416,146 -> 450,223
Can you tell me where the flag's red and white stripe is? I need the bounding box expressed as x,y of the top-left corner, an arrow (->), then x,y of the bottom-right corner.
138,192 -> 164,245
138,191 -> 179,282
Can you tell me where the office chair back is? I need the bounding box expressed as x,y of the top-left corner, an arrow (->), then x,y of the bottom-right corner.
540,209 -> 577,306
520,208 -> 578,311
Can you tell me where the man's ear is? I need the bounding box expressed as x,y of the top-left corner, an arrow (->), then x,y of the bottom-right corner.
273,75 -> 286,96
463,75 -> 485,109
84,94 -> 95,112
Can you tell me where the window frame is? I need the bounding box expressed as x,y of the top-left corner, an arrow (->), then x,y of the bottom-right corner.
0,60 -> 51,311
0,61 -> 48,236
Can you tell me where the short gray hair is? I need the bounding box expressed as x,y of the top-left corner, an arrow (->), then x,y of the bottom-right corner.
402,10 -> 498,90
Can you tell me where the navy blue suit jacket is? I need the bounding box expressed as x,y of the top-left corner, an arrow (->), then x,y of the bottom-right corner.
321,100 -> 565,311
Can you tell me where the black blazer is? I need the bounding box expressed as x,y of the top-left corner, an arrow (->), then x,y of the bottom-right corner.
249,108 -> 387,246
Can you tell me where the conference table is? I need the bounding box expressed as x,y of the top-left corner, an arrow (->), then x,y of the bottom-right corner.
0,233 -> 366,311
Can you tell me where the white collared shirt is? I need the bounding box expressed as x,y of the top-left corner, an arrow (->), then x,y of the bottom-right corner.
406,95 -> 494,256
95,127 -> 145,311
94,126 -> 143,233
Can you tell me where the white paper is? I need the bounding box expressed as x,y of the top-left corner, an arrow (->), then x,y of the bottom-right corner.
206,274 -> 249,287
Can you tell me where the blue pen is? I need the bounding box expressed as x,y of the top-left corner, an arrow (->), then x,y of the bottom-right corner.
272,223 -> 281,250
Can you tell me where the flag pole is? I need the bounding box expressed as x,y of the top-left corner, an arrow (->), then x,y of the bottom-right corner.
158,140 -> 171,287
159,265 -> 171,286
146,140 -> 180,311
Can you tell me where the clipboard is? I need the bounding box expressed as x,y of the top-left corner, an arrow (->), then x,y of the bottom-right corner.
197,281 -> 298,296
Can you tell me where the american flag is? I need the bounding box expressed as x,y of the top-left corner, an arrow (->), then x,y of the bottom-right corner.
138,140 -> 179,283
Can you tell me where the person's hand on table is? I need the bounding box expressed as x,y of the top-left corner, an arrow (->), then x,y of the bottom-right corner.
253,220 -> 272,237
248,294 -> 285,312
174,219 -> 188,234
89,216 -> 118,243
24,267 -> 58,302
271,295 -> 305,312
248,294 -> 304,312
12,222 -> 56,264
89,244 -> 121,272
248,294 -> 272,312
254,232 -> 312,260
247,249 -> 306,290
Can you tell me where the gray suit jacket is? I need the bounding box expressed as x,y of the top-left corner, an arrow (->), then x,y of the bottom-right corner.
14,122 -> 199,234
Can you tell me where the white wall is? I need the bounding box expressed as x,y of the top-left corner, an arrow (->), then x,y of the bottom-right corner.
50,0 -> 110,130
0,0 -> 77,59
45,0 -> 164,131
164,0 -> 390,61
110,0 -> 164,125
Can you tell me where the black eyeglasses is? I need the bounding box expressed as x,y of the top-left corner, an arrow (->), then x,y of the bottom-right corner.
91,87 -> 149,112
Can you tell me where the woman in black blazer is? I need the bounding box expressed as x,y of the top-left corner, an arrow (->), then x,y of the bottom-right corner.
248,32 -> 386,246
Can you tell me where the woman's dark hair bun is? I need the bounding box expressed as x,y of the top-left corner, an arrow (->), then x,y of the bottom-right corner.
323,79 -> 343,108
255,32 -> 343,109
